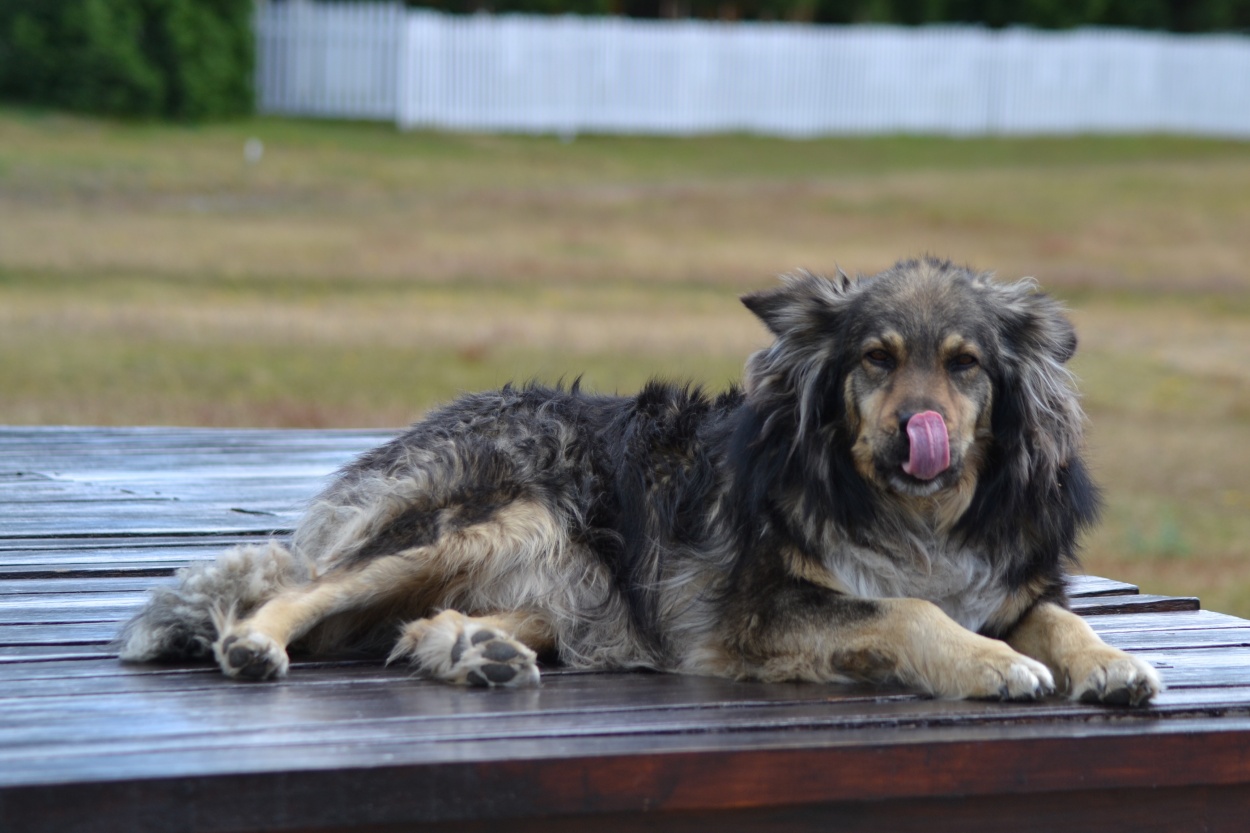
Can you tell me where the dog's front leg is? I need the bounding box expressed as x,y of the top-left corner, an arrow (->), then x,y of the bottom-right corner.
1005,601 -> 1162,706
722,590 -> 1055,701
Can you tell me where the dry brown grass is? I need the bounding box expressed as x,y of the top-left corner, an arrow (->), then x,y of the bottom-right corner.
2,108 -> 1248,614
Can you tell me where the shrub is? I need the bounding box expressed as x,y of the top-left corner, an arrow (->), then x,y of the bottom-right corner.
0,0 -> 253,120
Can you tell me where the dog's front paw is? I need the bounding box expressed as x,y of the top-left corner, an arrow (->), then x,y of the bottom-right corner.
929,641 -> 1055,701
974,650 -> 1055,701
215,631 -> 289,681
1069,649 -> 1162,706
390,610 -> 540,688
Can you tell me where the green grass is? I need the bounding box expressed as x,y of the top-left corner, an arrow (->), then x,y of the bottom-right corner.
3,107 -> 1250,616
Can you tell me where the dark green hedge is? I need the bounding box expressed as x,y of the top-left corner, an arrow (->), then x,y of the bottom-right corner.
0,0 -> 252,120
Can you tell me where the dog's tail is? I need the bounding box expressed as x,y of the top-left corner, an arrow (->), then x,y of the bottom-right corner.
116,541 -> 313,663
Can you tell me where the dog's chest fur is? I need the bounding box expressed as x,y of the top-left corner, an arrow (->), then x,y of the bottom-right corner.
826,540 -> 1008,632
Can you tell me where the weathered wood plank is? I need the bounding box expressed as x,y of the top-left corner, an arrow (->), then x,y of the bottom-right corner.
0,427 -> 390,539
0,501 -> 296,538
0,644 -> 114,662
1087,609 -> 1249,633
0,655 -> 1239,723
264,785 -> 1250,833
2,670 -> 1245,789
6,718 -> 1250,833
1100,626 -> 1250,651
1070,593 -> 1200,615
0,599 -> 141,625
1065,574 -> 1140,597
0,576 -> 174,595
0,622 -> 121,647
0,538 -> 250,580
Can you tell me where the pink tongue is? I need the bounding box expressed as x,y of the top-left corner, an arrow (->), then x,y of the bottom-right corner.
903,411 -> 950,481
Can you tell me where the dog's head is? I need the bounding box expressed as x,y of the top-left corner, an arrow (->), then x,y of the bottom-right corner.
740,258 -> 1087,527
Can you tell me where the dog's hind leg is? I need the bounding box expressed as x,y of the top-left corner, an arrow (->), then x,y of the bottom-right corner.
213,554 -> 418,681
388,609 -> 554,687
215,498 -> 569,681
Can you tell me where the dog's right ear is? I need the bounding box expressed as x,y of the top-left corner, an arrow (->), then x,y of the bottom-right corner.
742,270 -> 853,338
740,287 -> 793,337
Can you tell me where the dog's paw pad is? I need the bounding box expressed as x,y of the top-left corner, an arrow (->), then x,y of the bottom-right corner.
452,627 -> 539,688
390,613 -> 540,688
215,632 -> 288,681
465,660 -> 524,687
482,640 -> 521,662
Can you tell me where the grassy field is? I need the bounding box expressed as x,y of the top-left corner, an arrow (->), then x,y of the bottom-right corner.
3,107 -> 1249,614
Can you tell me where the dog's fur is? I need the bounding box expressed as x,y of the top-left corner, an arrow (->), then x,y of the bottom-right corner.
119,257 -> 1160,705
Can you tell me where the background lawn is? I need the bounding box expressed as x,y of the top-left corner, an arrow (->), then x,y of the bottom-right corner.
3,108 -> 1248,614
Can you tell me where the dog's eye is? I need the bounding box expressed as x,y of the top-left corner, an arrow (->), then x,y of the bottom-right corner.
864,349 -> 894,368
950,354 -> 979,370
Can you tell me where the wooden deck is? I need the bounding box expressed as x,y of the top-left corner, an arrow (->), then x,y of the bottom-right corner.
2,426 -> 1250,833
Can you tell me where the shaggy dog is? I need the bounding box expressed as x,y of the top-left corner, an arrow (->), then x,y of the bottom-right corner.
119,257 -> 1160,705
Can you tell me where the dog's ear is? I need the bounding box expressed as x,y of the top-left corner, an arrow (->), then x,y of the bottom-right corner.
982,277 -> 1086,471
990,279 -> 1078,365
740,270 -> 860,445
741,270 -> 853,338
740,288 -> 793,337
958,276 -> 1100,573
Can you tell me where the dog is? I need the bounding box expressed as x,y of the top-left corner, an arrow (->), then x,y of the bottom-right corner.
119,257 -> 1161,705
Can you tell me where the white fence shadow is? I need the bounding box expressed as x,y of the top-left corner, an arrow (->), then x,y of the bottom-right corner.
255,0 -> 1250,137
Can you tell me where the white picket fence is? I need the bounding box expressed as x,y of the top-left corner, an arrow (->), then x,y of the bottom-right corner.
254,0 -> 1250,137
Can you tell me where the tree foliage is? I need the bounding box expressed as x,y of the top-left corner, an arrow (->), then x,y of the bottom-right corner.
0,0 -> 253,119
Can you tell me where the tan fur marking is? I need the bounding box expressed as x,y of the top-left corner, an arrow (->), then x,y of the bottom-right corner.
982,573 -> 1051,637
487,608 -> 558,654
866,331 -> 907,361
782,547 -> 853,595
851,600 -> 1052,700
939,333 -> 979,362
731,597 -> 1054,700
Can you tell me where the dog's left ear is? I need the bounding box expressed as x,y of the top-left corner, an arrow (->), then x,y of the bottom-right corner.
991,280 -> 1078,365
741,270 -> 853,338
984,278 -> 1086,473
